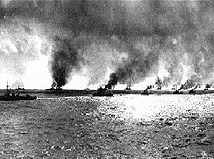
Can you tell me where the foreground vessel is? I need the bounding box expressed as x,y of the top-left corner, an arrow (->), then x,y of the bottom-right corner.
0,84 -> 37,101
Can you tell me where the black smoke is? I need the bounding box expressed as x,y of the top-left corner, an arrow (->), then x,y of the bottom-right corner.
105,73 -> 118,89
105,35 -> 161,87
116,44 -> 159,84
3,0 -> 214,88
51,37 -> 82,89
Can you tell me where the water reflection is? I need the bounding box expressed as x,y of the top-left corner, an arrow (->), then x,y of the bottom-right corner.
109,94 -> 214,120
0,95 -> 213,158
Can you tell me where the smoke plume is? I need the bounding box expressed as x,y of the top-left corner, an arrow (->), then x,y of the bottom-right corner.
2,0 -> 214,89
51,37 -> 82,89
105,73 -> 118,89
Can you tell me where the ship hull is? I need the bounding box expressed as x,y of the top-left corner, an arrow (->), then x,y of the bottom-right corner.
0,96 -> 37,101
92,93 -> 113,97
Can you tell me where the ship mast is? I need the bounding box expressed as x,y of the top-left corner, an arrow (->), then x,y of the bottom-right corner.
6,81 -> 8,91
6,81 -> 9,95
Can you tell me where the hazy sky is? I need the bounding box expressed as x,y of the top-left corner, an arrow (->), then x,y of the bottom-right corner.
0,0 -> 214,89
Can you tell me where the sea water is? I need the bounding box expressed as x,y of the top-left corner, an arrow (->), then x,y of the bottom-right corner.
0,94 -> 214,158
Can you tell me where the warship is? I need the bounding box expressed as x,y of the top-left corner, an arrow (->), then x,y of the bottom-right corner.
92,87 -> 113,97
0,84 -> 37,101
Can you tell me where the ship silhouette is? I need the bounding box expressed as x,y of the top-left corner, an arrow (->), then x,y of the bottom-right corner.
92,87 -> 113,97
0,83 -> 37,101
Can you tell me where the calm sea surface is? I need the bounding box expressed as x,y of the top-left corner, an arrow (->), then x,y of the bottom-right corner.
0,94 -> 214,158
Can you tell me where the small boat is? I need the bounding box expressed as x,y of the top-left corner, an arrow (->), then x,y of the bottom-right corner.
0,84 -> 37,101
92,87 -> 113,97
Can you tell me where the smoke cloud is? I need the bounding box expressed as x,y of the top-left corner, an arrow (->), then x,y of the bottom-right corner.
2,0 -> 214,88
51,37 -> 82,89
105,73 -> 118,89
0,18 -> 51,87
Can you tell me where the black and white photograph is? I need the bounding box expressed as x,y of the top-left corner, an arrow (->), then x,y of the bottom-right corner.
0,0 -> 214,158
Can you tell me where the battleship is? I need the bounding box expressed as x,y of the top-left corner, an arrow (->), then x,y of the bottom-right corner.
0,84 -> 37,101
140,77 -> 214,95
1,77 -> 213,98
92,87 -> 113,97
0,86 -> 212,97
